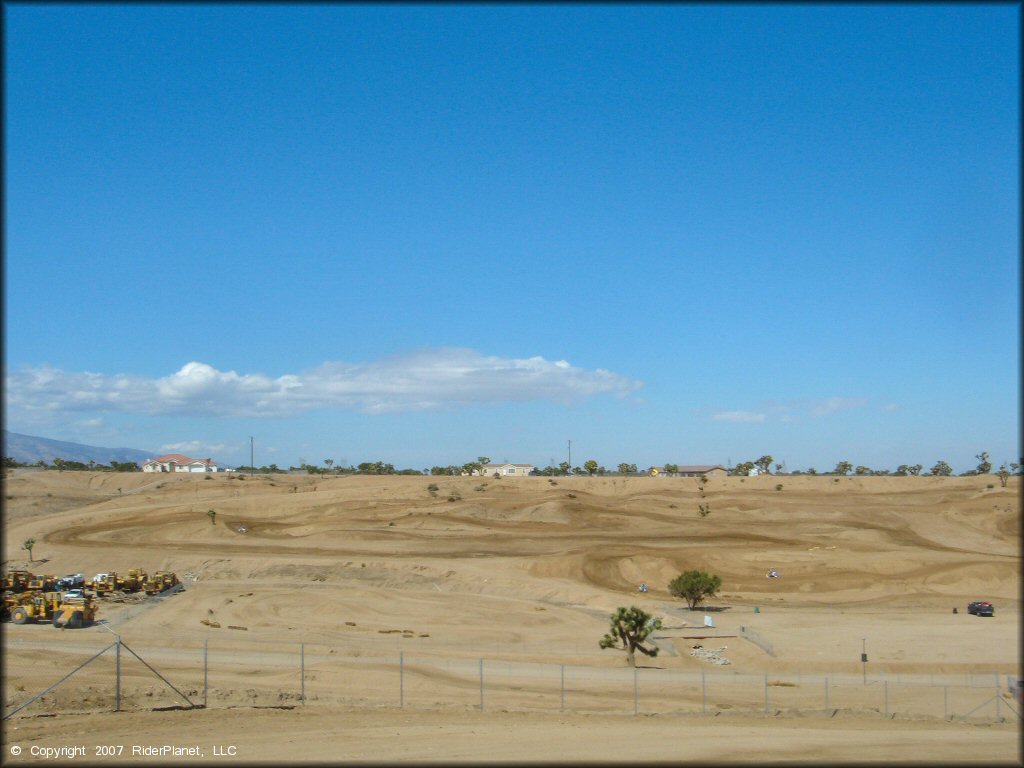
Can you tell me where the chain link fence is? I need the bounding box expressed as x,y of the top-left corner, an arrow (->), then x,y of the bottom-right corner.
5,633 -> 1020,723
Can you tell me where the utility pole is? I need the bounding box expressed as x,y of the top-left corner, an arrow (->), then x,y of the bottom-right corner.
250,437 -> 254,476
568,440 -> 572,469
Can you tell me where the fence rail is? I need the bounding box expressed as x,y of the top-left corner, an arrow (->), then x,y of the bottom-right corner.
4,635 -> 1020,723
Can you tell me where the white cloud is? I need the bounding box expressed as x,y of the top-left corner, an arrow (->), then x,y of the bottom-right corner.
711,410 -> 766,423
810,397 -> 868,417
160,441 -> 229,455
5,349 -> 642,418
711,396 -> 869,423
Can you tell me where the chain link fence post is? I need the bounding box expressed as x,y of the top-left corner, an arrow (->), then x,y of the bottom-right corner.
115,638 -> 121,712
701,670 -> 706,714
560,664 -> 565,713
203,639 -> 208,708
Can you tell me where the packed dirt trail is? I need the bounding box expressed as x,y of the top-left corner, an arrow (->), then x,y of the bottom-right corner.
2,470 -> 1020,763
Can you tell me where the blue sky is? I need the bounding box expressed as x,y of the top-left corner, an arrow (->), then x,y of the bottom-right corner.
4,4 -> 1019,472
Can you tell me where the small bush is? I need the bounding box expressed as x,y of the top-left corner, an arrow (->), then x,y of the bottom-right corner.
447,494 -> 461,502
775,484 -> 783,491
987,484 -> 995,489
567,493 -> 576,499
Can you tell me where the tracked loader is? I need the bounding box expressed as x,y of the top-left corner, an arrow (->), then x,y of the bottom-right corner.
92,573 -> 119,594
119,569 -> 147,592
143,571 -> 179,595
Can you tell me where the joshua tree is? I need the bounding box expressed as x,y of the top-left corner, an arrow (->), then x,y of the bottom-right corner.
22,537 -> 35,562
974,452 -> 992,475
668,569 -> 722,610
996,464 -> 1011,488
598,606 -> 662,667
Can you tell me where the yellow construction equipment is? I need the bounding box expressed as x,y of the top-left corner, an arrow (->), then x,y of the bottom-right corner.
7,591 -> 61,624
142,571 -> 179,595
2,591 -> 35,621
91,572 -> 119,594
26,574 -> 57,591
3,570 -> 34,592
118,569 -> 147,592
52,594 -> 97,628
5,591 -> 97,628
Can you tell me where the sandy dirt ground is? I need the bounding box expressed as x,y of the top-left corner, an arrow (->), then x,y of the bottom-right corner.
2,470 -> 1020,764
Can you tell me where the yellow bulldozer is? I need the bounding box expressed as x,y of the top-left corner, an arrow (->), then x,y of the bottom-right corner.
91,572 -> 119,594
142,571 -> 179,595
118,569 -> 147,592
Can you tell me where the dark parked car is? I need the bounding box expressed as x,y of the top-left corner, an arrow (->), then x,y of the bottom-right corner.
967,601 -> 994,616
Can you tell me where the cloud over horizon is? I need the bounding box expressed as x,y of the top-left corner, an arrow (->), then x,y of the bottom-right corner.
5,349 -> 643,419
710,396 -> 872,424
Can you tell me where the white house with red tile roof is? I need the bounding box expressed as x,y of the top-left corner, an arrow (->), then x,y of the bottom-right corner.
142,453 -> 219,473
481,462 -> 535,477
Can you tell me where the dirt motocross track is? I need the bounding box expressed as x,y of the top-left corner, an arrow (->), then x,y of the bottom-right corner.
2,470 -> 1020,763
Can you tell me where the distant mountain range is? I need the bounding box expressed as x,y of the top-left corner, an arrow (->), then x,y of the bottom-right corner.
2,431 -> 155,466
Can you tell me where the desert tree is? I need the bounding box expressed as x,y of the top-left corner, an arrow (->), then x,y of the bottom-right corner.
664,463 -> 679,475
668,570 -> 722,610
617,463 -> 637,475
584,460 -> 598,476
731,461 -> 755,476
855,465 -> 872,475
974,452 -> 992,475
598,606 -> 662,667
754,455 -> 774,475
929,460 -> 953,476
324,459 -> 334,473
22,537 -> 35,562
996,463 -> 1011,487
833,461 -> 853,476
558,461 -> 571,476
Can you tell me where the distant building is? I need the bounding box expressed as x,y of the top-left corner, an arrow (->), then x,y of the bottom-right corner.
142,454 -> 219,473
481,462 -> 535,477
659,465 -> 728,478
